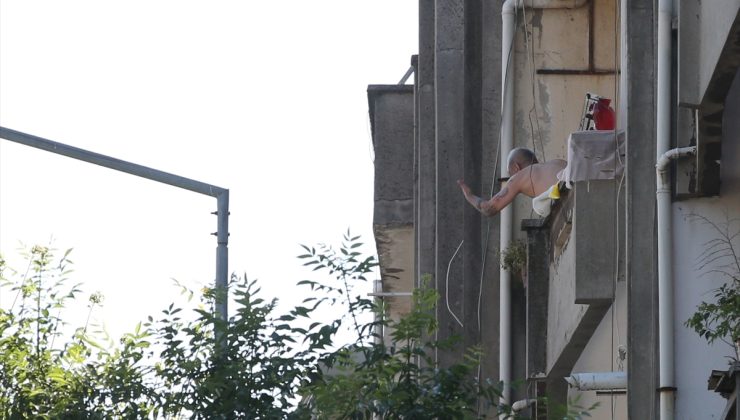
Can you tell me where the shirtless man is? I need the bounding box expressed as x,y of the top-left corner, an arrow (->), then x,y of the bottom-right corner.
457,148 -> 567,217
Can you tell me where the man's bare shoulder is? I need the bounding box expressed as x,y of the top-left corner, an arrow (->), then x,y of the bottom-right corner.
507,166 -> 534,189
542,159 -> 567,168
508,159 -> 567,194
527,159 -> 566,174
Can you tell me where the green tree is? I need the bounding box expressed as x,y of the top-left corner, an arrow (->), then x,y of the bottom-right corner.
149,275 -> 335,418
0,234 -> 515,418
0,245 -> 154,418
685,213 -> 740,355
294,234 -> 507,419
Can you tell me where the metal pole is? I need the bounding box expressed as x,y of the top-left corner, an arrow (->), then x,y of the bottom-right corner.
0,126 -> 230,323
215,191 -> 229,323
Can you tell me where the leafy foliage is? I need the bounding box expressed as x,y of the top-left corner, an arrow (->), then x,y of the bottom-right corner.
299,286 -> 506,419
0,233 -> 514,418
0,244 -> 323,418
149,276 -> 325,418
685,213 -> 740,353
686,284 -> 740,344
500,240 -> 527,274
0,245 -> 154,418
296,233 -> 508,419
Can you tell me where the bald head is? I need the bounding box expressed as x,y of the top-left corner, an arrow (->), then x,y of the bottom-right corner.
507,148 -> 538,174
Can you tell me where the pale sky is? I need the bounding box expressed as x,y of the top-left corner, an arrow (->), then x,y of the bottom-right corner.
0,1 -> 418,342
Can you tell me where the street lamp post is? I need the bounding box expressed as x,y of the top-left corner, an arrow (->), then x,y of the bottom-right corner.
0,126 -> 230,323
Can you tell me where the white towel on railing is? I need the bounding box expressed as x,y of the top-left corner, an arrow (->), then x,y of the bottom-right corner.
559,130 -> 626,188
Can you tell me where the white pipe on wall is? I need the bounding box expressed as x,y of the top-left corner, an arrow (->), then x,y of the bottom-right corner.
511,399 -> 537,412
510,0 -> 587,7
498,0 -> 587,408
565,372 -> 628,391
500,0 -> 516,407
657,147 -> 696,174
657,0 -> 677,419
656,145 -> 696,420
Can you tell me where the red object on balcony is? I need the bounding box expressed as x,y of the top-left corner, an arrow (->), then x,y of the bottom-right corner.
593,98 -> 616,130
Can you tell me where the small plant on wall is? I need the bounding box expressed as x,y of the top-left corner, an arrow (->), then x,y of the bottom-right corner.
500,240 -> 527,282
684,213 -> 740,359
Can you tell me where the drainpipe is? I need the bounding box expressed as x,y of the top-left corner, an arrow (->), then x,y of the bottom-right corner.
499,0 -> 587,406
565,372 -> 628,391
511,399 -> 537,412
500,0 -> 516,407
656,0 -> 691,418
656,142 -> 694,420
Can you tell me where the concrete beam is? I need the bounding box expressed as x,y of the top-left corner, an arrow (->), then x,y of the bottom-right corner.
434,0 -> 467,366
417,0 -> 436,289
548,303 -> 610,380
478,0 -> 503,393
625,0 -> 659,417
573,180 -> 616,304
413,54 -> 420,284
367,86 -> 415,227
432,0 -> 483,368
462,0 -> 484,353
523,219 -> 549,380
545,192 -> 612,382
511,279 -> 528,404
368,85 -> 415,302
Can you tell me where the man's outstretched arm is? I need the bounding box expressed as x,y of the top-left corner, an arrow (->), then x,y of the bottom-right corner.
457,179 -> 518,217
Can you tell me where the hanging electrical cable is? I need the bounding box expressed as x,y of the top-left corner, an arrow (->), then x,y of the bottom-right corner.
521,3 -> 547,163
446,240 -> 466,328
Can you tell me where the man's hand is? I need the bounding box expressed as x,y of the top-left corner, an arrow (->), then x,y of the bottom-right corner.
458,179 -> 484,212
457,179 -> 473,199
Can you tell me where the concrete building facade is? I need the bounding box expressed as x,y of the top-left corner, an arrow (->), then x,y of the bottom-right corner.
369,0 -> 740,418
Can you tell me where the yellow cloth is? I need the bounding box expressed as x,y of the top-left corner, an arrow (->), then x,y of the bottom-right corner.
548,184 -> 561,199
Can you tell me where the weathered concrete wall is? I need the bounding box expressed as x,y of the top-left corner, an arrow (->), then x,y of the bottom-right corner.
675,3 -> 740,411
524,219 -> 549,379
697,2 -> 740,100
374,225 -> 415,341
416,0 -> 436,288
512,2 -> 619,155
369,85 -> 416,324
399,2 -> 634,412
478,0 -> 503,394
673,68 -> 740,419
624,0 -> 659,416
546,182 -> 614,379
498,2 -> 621,412
592,0 -> 620,71
568,282 -> 627,420
510,1 -> 618,237
412,1 -> 496,385
430,0 -> 486,369
678,1 -> 739,196
433,0 -> 467,366
547,218 -> 588,373
679,0 -> 740,105
369,86 -> 415,226
572,180 -> 616,304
